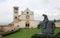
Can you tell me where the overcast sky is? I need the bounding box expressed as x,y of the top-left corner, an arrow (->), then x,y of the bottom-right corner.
0,0 -> 60,25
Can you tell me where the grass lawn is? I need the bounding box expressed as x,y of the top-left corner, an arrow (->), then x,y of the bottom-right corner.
3,28 -> 60,38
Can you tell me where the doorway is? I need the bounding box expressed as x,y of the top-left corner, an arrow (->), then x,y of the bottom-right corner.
25,22 -> 30,28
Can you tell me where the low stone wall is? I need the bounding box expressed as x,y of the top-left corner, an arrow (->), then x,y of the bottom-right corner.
55,22 -> 60,27
0,24 -> 19,34
3,28 -> 20,35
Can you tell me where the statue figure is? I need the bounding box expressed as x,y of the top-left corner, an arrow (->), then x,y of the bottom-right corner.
42,14 -> 49,29
38,14 -> 56,35
32,14 -> 57,38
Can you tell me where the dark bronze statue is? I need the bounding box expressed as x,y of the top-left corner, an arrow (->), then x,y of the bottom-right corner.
42,14 -> 49,29
32,14 -> 59,38
38,14 -> 56,35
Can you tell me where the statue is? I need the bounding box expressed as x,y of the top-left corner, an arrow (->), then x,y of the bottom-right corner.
32,14 -> 58,38
42,14 -> 49,29
38,14 -> 56,35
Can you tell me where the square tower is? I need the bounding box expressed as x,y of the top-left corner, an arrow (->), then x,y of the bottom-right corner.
13,6 -> 19,23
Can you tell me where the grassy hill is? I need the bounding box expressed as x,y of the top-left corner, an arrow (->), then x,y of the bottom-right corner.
3,28 -> 60,38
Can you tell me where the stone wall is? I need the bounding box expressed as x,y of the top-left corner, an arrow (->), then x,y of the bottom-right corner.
55,22 -> 60,27
0,24 -> 14,32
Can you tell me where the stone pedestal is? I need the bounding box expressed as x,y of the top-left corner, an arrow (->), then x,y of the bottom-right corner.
31,33 -> 55,38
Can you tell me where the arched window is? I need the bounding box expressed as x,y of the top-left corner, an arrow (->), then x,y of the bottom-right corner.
27,12 -> 29,14
14,16 -> 17,19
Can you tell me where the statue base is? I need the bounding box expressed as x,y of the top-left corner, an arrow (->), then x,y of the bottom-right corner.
31,33 -> 56,38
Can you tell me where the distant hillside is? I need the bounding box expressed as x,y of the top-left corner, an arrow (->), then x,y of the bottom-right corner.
56,20 -> 60,22
40,20 -> 60,22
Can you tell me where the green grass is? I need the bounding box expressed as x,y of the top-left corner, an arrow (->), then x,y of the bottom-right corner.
3,28 -> 60,38
55,28 -> 60,34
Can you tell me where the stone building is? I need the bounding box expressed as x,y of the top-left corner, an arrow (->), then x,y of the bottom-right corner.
0,6 -> 60,33
13,6 -> 40,28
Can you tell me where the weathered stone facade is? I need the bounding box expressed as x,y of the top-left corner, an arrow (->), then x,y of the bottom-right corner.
13,6 -> 40,28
